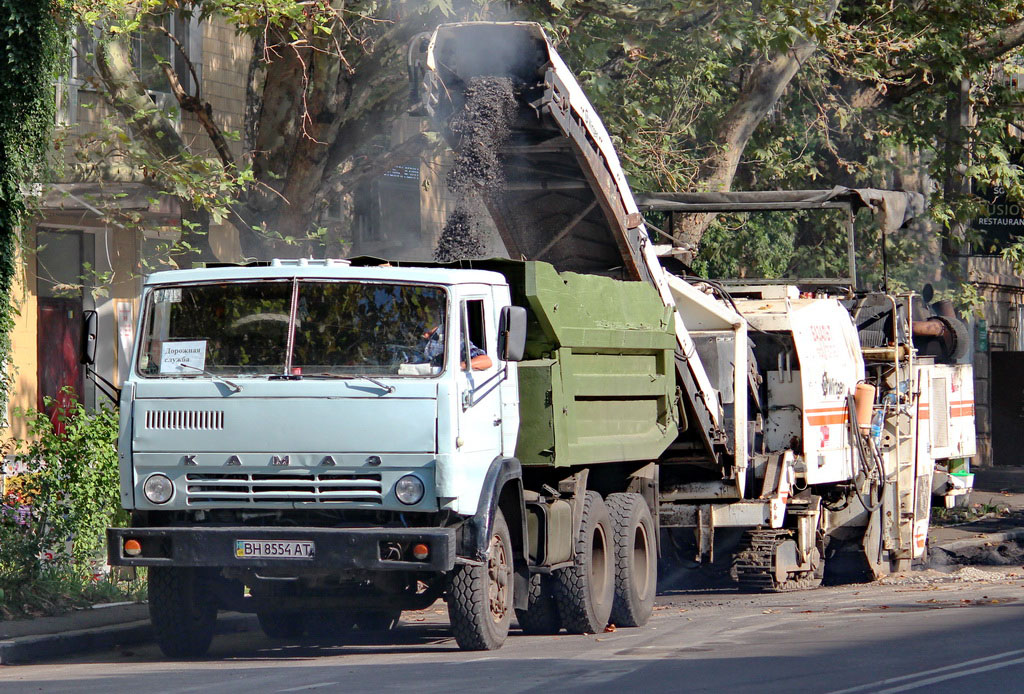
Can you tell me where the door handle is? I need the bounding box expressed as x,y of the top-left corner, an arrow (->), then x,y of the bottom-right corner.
493,417 -> 502,426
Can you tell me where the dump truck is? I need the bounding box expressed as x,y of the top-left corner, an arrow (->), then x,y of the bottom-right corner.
106,258 -> 675,655
104,21 -> 976,657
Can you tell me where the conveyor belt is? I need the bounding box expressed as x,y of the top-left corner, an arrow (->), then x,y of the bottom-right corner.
419,21 -> 728,464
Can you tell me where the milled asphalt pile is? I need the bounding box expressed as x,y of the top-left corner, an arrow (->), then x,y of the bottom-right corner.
433,76 -> 517,262
928,466 -> 1024,565
4,468 -> 1024,665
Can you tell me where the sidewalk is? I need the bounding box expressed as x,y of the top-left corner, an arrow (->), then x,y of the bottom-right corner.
5,467 -> 1024,665
928,466 -> 1024,557
0,603 -> 256,664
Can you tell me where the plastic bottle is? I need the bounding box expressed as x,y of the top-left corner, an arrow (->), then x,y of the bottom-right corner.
870,409 -> 885,444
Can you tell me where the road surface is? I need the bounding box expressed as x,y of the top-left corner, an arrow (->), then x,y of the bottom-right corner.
2,566 -> 1023,693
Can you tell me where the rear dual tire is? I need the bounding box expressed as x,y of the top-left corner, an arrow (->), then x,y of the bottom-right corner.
515,573 -> 562,635
606,492 -> 657,627
303,609 -> 400,641
554,491 -> 615,634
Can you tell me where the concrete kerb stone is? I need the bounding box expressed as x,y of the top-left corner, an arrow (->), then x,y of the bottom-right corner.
932,528 -> 1024,553
0,612 -> 258,665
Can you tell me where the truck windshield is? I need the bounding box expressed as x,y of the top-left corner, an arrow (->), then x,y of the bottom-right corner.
137,280 -> 447,378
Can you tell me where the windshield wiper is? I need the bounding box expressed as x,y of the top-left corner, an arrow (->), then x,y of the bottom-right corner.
177,363 -> 243,393
311,373 -> 395,394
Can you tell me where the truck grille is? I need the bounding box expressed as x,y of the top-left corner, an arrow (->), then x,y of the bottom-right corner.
184,471 -> 383,505
146,409 -> 225,431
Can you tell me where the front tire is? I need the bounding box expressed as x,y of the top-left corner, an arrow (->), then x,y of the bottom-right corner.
447,508 -> 514,650
554,491 -> 614,634
149,567 -> 217,658
606,492 -> 657,627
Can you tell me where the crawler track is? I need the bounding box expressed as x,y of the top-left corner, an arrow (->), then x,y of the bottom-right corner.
731,529 -> 823,592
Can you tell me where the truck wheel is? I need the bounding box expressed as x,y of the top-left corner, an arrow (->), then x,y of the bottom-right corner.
253,581 -> 307,639
606,492 -> 657,627
304,611 -> 355,641
447,508 -> 514,650
354,609 -> 401,632
554,490 -> 614,634
259,610 -> 309,639
149,567 -> 217,658
515,573 -> 562,635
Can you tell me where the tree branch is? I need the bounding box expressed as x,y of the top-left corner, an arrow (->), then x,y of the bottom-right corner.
93,36 -> 216,263
674,0 -> 840,247
152,24 -> 237,169
94,38 -> 190,161
843,18 -> 1024,110
572,0 -> 718,29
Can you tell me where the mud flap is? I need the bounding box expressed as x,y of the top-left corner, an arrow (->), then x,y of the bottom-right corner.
462,457 -> 529,610
862,506 -> 887,579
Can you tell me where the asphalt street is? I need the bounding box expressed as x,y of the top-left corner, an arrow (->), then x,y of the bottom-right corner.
2,566 -> 1023,693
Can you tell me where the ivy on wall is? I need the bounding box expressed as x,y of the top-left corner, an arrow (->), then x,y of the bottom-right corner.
0,0 -> 68,412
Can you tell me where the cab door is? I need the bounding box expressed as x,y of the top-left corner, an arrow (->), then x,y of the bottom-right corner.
454,292 -> 502,459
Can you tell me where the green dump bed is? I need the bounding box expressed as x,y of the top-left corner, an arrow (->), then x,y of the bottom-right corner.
506,262 -> 678,467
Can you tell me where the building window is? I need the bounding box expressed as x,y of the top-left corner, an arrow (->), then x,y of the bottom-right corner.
63,10 -> 201,125
1016,305 -> 1024,351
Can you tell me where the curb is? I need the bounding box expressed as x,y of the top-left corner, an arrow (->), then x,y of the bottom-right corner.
932,528 -> 1024,553
0,612 -> 258,665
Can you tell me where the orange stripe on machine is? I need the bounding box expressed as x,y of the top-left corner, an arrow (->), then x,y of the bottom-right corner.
806,407 -> 849,426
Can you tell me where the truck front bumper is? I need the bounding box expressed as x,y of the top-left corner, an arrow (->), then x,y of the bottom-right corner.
107,526 -> 456,572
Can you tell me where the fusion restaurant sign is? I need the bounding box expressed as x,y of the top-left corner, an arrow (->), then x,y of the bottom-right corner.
972,183 -> 1024,251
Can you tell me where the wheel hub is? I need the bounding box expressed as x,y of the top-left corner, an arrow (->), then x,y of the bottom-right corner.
487,532 -> 511,622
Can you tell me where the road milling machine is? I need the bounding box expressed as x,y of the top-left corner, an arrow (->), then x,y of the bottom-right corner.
413,21 -> 976,584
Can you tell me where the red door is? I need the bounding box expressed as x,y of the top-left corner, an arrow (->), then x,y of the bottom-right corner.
37,298 -> 83,421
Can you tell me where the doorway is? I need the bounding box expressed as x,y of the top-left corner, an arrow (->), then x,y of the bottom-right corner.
991,351 -> 1024,466
36,229 -> 92,415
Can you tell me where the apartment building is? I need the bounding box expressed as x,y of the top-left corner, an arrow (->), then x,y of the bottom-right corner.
8,14 -> 250,437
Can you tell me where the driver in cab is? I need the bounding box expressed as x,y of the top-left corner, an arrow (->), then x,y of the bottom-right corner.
421,326 -> 492,371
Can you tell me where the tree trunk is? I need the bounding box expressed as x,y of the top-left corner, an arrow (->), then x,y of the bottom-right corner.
942,78 -> 970,271
230,15 -> 438,260
673,0 -> 840,250
93,38 -> 216,265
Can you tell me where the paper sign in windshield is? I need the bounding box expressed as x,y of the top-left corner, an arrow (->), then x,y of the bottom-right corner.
160,341 -> 207,374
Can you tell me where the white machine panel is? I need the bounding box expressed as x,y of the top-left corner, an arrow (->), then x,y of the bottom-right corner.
790,300 -> 864,484
918,363 -> 977,460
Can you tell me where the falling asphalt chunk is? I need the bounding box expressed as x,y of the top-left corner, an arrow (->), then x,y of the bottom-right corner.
435,76 -> 518,262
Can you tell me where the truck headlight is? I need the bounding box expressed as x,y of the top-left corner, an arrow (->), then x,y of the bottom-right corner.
143,474 -> 174,504
395,475 -> 425,505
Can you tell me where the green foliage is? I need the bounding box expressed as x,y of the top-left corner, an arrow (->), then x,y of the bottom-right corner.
0,0 -> 69,411
57,0 -> 1024,300
0,396 -> 122,589
543,1 -> 1024,297
0,564 -> 145,619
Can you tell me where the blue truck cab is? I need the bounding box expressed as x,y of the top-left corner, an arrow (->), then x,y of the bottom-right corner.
108,259 -> 529,655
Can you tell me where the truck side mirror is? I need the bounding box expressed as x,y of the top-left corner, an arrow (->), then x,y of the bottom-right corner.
498,306 -> 527,362
81,310 -> 98,366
